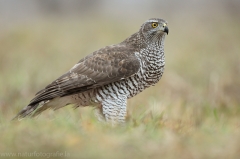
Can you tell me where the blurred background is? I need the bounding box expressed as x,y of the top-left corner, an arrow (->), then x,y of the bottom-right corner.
0,0 -> 240,158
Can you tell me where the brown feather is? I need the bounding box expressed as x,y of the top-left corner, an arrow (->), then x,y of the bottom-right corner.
29,44 -> 140,105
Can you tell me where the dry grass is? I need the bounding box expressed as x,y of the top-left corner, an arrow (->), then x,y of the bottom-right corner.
0,16 -> 240,159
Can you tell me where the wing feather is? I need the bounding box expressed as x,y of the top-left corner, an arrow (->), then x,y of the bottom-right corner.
29,45 -> 140,105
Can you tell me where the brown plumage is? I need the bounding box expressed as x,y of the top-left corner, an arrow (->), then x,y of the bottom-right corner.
13,18 -> 169,123
30,46 -> 140,105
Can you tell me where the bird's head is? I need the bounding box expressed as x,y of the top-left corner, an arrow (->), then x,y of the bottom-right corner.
140,18 -> 169,44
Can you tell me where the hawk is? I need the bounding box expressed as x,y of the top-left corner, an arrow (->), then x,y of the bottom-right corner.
13,18 -> 169,123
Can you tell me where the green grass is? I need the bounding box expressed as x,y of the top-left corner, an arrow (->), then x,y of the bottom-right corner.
0,17 -> 240,158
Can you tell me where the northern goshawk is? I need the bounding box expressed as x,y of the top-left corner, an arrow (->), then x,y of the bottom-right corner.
13,18 -> 169,123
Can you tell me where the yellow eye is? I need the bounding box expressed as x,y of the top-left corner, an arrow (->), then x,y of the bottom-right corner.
151,22 -> 158,28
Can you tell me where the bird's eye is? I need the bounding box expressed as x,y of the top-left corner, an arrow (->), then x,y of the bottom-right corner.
151,22 -> 158,28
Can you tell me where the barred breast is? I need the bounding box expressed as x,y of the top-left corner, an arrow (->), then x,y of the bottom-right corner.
53,38 -> 165,115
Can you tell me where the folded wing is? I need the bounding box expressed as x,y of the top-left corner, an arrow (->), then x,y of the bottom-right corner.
29,45 -> 140,105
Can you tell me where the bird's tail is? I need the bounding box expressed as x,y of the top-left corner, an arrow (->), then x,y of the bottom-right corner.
12,101 -> 49,120
12,96 -> 75,120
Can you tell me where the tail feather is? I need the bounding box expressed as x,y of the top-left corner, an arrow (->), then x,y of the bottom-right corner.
12,101 -> 47,120
12,96 -> 75,120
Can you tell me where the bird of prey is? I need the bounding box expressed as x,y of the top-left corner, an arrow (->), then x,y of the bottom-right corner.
13,18 -> 169,124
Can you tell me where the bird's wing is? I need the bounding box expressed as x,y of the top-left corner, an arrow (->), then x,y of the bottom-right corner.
29,45 -> 140,105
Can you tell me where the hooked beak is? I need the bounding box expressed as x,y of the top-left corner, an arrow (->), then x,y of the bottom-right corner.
164,26 -> 169,35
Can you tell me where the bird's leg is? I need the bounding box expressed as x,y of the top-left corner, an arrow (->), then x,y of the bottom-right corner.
100,95 -> 127,125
